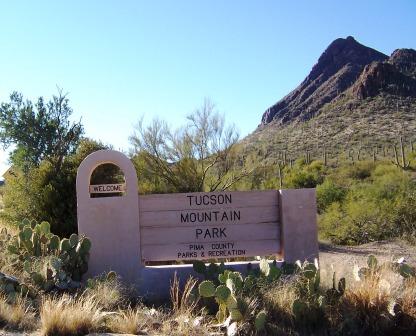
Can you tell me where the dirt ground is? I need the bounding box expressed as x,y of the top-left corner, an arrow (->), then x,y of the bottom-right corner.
319,239 -> 416,268
318,239 -> 416,285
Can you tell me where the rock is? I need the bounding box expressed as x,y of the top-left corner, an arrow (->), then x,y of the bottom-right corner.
389,48 -> 416,78
352,61 -> 416,99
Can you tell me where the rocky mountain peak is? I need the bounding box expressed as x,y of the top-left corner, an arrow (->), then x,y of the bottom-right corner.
306,36 -> 387,82
261,36 -> 388,125
389,48 -> 416,78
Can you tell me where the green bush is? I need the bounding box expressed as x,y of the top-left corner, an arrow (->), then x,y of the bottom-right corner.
284,160 -> 325,189
316,179 -> 346,213
319,161 -> 416,244
2,139 -> 107,237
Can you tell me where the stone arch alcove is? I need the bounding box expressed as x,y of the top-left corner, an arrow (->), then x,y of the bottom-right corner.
89,162 -> 126,198
76,150 -> 141,282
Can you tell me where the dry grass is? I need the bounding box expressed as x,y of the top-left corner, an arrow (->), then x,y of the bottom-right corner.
400,278 -> 416,319
170,273 -> 199,315
40,294 -> 106,336
108,305 -> 212,335
0,295 -> 37,331
262,280 -> 298,326
341,274 -> 391,317
107,306 -> 156,334
333,264 -> 415,335
84,277 -> 125,311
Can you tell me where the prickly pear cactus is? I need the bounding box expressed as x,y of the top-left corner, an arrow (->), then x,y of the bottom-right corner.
397,263 -> 416,278
0,271 -> 35,302
6,219 -> 92,291
255,310 -> 267,331
195,259 -> 283,330
198,268 -> 254,325
356,255 -> 415,281
259,258 -> 282,281
7,220 -> 61,259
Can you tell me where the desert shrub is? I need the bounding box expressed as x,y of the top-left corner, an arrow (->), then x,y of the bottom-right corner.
319,162 -> 416,244
331,160 -> 376,184
2,139 -> 107,236
286,170 -> 319,188
40,294 -> 105,336
391,187 -> 416,241
396,278 -> 416,333
284,160 -> 325,189
85,272 -> 127,311
107,307 -> 154,334
333,255 -> 416,336
317,179 -> 346,212
131,151 -> 174,194
338,274 -> 393,335
262,281 -> 297,328
346,161 -> 375,180
0,295 -> 37,331
320,196 -> 396,245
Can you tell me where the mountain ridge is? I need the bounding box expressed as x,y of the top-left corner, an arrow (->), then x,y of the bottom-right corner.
260,36 -> 415,126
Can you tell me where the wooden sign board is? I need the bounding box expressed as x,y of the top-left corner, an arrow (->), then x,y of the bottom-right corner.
89,183 -> 126,194
139,190 -> 280,262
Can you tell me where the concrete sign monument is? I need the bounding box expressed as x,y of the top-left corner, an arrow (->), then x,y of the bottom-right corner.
77,150 -> 318,298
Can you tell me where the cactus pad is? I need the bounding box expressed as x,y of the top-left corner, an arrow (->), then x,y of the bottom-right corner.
230,308 -> 243,321
367,255 -> 378,269
198,280 -> 216,297
260,259 -> 270,276
255,310 -> 267,331
215,285 -> 231,303
69,234 -> 79,248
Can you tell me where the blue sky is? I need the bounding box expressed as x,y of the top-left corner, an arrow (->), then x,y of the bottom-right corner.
1,0 -> 415,174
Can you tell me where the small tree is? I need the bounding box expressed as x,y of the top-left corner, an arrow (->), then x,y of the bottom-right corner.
2,139 -> 108,236
129,99 -> 251,192
0,90 -> 83,173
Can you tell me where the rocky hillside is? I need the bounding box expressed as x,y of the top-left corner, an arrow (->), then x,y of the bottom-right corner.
244,37 -> 416,163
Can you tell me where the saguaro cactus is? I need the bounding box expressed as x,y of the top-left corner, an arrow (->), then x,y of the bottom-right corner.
392,136 -> 411,169
277,161 -> 285,189
305,150 -> 311,164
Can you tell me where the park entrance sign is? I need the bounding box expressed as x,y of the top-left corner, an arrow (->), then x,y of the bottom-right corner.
139,190 -> 280,262
76,150 -> 318,298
